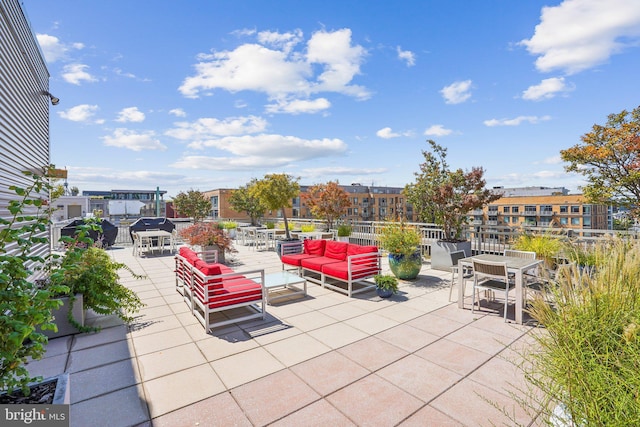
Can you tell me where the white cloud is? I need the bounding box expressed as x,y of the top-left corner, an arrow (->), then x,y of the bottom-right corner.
484,115 -> 552,127
424,124 -> 453,136
62,63 -> 97,85
171,135 -> 346,170
440,80 -> 472,104
115,107 -> 145,123
396,46 -> 416,66
521,0 -> 640,74
257,29 -> 303,54
265,98 -> 331,114
58,104 -> 99,122
166,116 -> 268,141
376,127 -> 414,139
542,155 -> 563,165
102,129 -> 166,151
376,127 -> 400,139
179,28 -> 370,105
300,166 -> 388,180
187,133 -> 346,157
35,34 -> 84,63
522,77 -> 573,100
169,108 -> 187,117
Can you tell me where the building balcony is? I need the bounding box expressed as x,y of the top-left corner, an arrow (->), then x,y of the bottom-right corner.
539,211 -> 554,216
471,209 -> 484,215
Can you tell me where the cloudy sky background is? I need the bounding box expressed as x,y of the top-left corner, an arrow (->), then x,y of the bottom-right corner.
23,0 -> 640,197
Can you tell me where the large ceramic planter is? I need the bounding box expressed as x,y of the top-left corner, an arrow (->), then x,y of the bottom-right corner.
430,240 -> 472,271
39,294 -> 85,339
388,251 -> 422,280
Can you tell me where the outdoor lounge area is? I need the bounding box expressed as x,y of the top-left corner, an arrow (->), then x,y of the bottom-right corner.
25,241 -> 541,426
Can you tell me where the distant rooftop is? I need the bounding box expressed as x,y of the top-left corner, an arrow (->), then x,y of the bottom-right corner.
492,186 -> 570,197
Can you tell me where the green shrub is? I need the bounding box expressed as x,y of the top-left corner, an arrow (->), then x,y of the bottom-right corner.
221,221 -> 237,230
523,238 -> 640,425
373,274 -> 399,293
300,224 -> 315,232
0,168 -> 67,395
377,220 -> 421,256
337,224 -> 352,237
512,232 -> 563,268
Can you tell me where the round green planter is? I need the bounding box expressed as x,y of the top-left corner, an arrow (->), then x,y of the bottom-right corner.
388,251 -> 422,280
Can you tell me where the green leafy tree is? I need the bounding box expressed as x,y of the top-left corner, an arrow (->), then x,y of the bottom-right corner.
228,179 -> 266,226
405,140 -> 499,241
0,167 -> 68,395
172,189 -> 212,223
301,181 -> 350,230
561,105 -> 640,219
250,174 -> 300,239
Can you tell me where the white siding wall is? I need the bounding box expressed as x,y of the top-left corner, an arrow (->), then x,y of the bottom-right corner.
0,0 -> 51,262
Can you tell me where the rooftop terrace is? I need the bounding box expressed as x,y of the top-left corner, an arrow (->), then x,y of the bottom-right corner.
26,242 -> 542,426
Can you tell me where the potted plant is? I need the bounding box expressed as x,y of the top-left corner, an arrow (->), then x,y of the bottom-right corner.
377,220 -> 422,280
179,222 -> 237,263
337,224 -> 352,242
221,221 -> 238,239
373,274 -> 399,298
0,167 -> 68,399
250,173 -> 301,257
405,140 -> 500,271
49,242 -> 145,335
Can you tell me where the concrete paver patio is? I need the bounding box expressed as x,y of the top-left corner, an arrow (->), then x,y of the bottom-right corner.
26,242 -> 543,426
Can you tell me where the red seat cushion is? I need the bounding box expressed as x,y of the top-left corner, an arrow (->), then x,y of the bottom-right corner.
281,253 -> 318,267
195,260 -> 222,276
324,241 -> 348,260
304,239 -> 326,255
301,256 -> 342,271
347,245 -> 379,265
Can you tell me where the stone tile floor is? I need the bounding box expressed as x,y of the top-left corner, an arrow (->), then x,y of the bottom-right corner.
25,242 -> 545,426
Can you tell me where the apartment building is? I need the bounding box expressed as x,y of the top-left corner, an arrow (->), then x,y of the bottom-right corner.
202,184 -> 412,223
471,187 -> 609,230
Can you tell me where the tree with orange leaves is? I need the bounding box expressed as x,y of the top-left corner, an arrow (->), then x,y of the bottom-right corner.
561,106 -> 640,218
301,181 -> 350,230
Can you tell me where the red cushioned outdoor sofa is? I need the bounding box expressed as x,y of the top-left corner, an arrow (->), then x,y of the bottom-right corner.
280,239 -> 380,297
175,246 -> 265,332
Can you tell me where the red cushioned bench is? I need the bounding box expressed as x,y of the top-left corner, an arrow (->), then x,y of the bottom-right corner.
175,247 -> 266,332
280,239 -> 380,297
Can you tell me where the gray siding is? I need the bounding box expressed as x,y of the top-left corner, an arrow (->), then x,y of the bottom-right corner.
0,0 -> 51,266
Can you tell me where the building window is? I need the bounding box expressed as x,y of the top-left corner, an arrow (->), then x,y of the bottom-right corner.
571,217 -> 580,225
583,217 -> 591,227
503,206 -> 510,213
512,206 -> 519,213
560,217 -> 568,225
560,205 -> 568,213
571,206 -> 580,213
582,205 -> 591,214
352,197 -> 358,204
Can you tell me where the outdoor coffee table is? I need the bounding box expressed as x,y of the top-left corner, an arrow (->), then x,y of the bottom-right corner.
263,271 -> 307,304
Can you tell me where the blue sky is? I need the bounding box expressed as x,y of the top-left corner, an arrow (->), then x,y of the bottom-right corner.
22,0 -> 640,198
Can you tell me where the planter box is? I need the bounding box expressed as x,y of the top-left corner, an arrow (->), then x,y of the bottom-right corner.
0,373 -> 70,405
40,294 -> 85,338
430,240 -> 472,271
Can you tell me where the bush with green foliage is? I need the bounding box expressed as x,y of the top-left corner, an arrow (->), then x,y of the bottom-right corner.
337,224 -> 352,237
373,274 -> 399,293
512,232 -> 563,269
0,168 -> 67,395
377,220 -> 421,256
523,238 -> 640,424
48,220 -> 145,332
